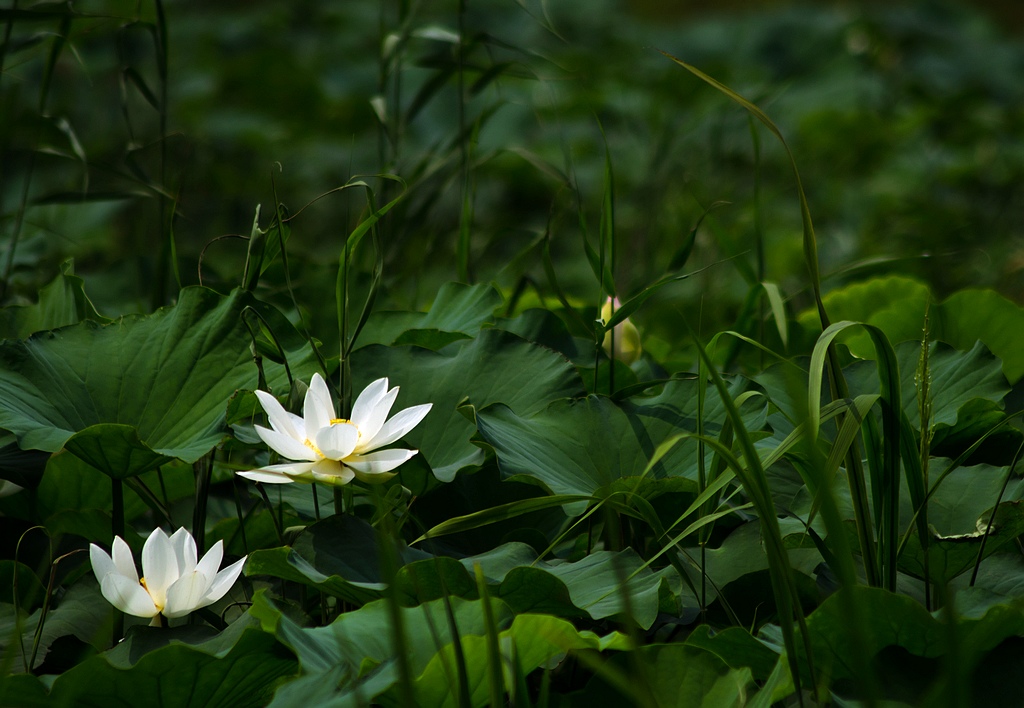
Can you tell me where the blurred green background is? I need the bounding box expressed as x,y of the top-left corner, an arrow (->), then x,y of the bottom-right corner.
2,0 -> 1022,356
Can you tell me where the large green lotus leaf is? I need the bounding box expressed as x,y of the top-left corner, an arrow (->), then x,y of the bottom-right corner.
496,308 -> 595,365
961,552 -> 1024,599
356,282 -> 502,350
292,515 -> 430,584
461,542 -> 680,629
936,289 -> 1024,384
244,515 -> 432,606
31,450 -> 194,542
828,341 -> 1008,432
797,276 -> 931,358
522,549 -> 678,629
685,625 -> 781,681
0,287 -> 263,465
617,376 -> 768,480
249,522 -> 676,628
251,590 -> 511,678
267,665 -> 398,708
0,259 -> 109,339
692,521 -> 823,609
0,561 -> 46,607
0,674 -> 49,708
46,621 -> 296,708
245,547 -> 387,607
61,424 -> 176,480
930,398 -> 1023,466
0,579 -> 110,671
351,328 -> 585,482
0,431 -> 49,489
921,462 -> 1020,536
462,549 -> 670,628
476,379 -> 766,500
396,613 -> 631,708
794,585 -> 1024,688
799,277 -> 1024,385
475,396 -> 645,497
899,501 -> 1024,585
253,591 -> 628,708
574,643 -> 757,708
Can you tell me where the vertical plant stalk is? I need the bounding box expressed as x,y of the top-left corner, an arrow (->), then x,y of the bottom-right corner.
372,484 -> 416,705
748,116 -> 766,368
152,0 -> 173,307
473,564 -> 504,708
696,356 -> 708,617
193,452 -> 213,555
970,440 -> 1024,587
13,526 -> 49,672
335,231 -> 352,517
231,475 -> 251,556
456,0 -> 473,283
689,326 -> 815,703
255,482 -> 286,546
0,0 -> 18,294
663,54 -> 888,591
29,549 -> 83,669
600,135 -> 616,396
2,11 -> 71,301
111,478 -> 125,643
916,310 -> 934,608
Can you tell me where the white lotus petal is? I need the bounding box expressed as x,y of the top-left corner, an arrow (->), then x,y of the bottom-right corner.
140,528 -> 176,606
310,458 -> 354,485
304,373 -> 336,437
109,536 -> 140,584
100,572 -> 159,618
255,425 -> 318,462
359,403 -> 432,452
195,540 -> 225,584
350,378 -> 390,432
163,571 -> 212,618
237,469 -> 293,484
238,461 -> 317,484
315,422 -> 359,460
203,556 -> 246,605
169,527 -> 196,575
355,385 -> 398,444
344,448 -> 417,474
89,544 -> 117,583
255,390 -> 302,439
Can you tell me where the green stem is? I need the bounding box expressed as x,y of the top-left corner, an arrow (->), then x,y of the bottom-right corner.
192,453 -> 212,553
111,478 -> 125,643
372,483 -> 415,705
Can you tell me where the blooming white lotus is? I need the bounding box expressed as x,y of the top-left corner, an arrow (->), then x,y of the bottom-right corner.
601,297 -> 642,365
238,373 -> 432,486
89,527 -> 245,625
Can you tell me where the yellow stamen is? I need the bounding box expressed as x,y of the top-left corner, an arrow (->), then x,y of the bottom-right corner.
329,419 -> 361,439
304,439 -> 324,457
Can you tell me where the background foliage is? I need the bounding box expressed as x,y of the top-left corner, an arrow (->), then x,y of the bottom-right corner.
3,0 -> 1024,705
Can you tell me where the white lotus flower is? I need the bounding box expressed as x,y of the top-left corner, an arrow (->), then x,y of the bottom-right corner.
89,527 -> 245,625
238,373 -> 432,486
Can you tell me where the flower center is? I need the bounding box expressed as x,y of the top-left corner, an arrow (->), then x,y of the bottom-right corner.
330,418 -> 361,439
